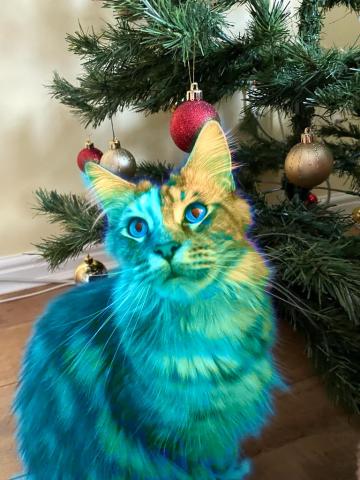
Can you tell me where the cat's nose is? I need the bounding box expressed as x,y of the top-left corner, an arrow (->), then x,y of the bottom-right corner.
153,242 -> 180,262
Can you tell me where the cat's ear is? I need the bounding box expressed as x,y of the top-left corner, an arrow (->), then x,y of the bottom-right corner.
181,120 -> 235,192
85,162 -> 136,210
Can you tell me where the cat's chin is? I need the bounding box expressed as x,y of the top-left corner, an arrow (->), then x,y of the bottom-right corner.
154,274 -> 212,302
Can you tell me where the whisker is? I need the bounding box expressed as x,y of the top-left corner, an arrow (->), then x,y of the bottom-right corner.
105,282 -> 149,387
61,285 -> 140,376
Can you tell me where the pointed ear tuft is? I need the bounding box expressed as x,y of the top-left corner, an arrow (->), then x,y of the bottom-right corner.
181,120 -> 235,191
84,162 -> 136,210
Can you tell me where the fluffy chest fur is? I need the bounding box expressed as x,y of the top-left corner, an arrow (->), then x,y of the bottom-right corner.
111,272 -> 277,458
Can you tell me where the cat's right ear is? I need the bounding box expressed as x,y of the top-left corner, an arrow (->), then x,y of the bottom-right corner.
84,162 -> 136,211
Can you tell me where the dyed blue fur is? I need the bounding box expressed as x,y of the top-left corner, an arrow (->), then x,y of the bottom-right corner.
14,127 -> 283,479
15,274 -> 280,479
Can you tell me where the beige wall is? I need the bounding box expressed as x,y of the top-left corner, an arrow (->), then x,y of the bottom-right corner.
1,2 -> 359,255
0,0 -> 182,256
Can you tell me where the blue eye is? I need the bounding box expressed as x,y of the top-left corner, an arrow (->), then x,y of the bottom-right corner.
184,202 -> 207,224
128,218 -> 148,238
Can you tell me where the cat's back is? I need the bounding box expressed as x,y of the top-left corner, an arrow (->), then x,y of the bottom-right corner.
13,275 -> 121,477
15,274 -> 116,391
34,274 -> 114,342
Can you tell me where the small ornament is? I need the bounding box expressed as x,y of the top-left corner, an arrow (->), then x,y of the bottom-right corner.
170,82 -> 219,152
352,206 -> 360,225
284,128 -> 333,189
77,140 -> 103,172
305,192 -> 318,206
100,138 -> 137,177
74,254 -> 108,284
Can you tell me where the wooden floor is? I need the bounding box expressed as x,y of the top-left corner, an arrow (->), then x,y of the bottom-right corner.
0,286 -> 359,480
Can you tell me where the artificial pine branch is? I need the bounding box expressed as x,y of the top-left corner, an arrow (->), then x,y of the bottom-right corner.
33,190 -> 104,269
253,198 -> 360,412
322,0 -> 360,11
298,0 -> 324,44
308,72 -> 360,116
319,120 -> 360,190
50,0 -> 360,129
247,0 -> 290,45
320,119 -> 360,140
137,161 -> 173,183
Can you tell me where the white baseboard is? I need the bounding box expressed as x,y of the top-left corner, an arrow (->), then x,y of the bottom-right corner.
0,246 -> 116,295
318,191 -> 358,212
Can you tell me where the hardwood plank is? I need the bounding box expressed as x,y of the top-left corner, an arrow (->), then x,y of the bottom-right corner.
0,286 -> 359,480
0,324 -> 33,387
0,286 -> 69,329
261,376 -> 349,449
274,319 -> 315,385
0,383 -> 22,480
251,420 -> 358,480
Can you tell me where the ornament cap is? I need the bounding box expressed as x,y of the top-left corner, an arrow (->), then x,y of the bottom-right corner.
84,254 -> 93,265
110,138 -> 121,150
186,82 -> 203,101
301,127 -> 314,144
352,206 -> 360,225
85,139 -> 94,149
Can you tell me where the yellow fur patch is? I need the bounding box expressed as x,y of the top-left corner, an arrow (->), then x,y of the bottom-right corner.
227,250 -> 269,285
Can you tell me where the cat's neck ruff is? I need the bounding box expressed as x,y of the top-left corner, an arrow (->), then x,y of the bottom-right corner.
112,270 -> 266,338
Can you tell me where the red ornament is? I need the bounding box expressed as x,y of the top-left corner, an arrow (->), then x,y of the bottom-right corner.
77,140 -> 103,171
170,83 -> 219,152
305,192 -> 318,205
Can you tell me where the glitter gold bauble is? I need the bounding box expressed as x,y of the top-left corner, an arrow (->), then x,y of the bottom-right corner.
284,128 -> 333,189
352,206 -> 360,225
74,254 -> 108,284
100,138 -> 136,177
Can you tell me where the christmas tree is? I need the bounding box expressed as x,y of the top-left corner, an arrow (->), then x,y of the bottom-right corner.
36,0 -> 360,412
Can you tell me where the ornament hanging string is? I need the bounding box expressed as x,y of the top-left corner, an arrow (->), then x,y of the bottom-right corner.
103,65 -> 117,141
110,115 -> 116,142
187,41 -> 196,87
100,66 -> 137,178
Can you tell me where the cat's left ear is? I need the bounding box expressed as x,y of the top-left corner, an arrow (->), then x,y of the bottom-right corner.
85,162 -> 136,211
181,120 -> 235,192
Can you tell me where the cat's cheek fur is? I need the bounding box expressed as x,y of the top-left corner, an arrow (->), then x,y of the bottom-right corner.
105,226 -> 144,267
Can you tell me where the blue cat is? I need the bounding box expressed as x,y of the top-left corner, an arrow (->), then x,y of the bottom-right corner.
14,121 -> 282,479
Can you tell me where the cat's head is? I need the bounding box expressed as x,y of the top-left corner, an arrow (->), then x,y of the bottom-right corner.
86,121 -> 253,301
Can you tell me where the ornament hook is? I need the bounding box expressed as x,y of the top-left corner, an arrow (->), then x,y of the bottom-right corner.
301,127 -> 314,144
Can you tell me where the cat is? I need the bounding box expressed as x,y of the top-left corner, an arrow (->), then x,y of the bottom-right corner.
14,120 -> 282,480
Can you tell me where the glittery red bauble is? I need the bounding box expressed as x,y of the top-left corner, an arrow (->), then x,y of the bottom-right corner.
170,100 -> 219,152
77,142 -> 103,171
305,192 -> 318,205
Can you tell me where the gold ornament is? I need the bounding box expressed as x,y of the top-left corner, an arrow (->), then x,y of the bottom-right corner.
351,206 -> 360,225
74,254 -> 108,284
100,138 -> 136,177
284,128 -> 333,189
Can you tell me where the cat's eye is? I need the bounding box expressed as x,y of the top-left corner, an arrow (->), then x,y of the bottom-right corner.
184,202 -> 207,224
127,217 -> 148,238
